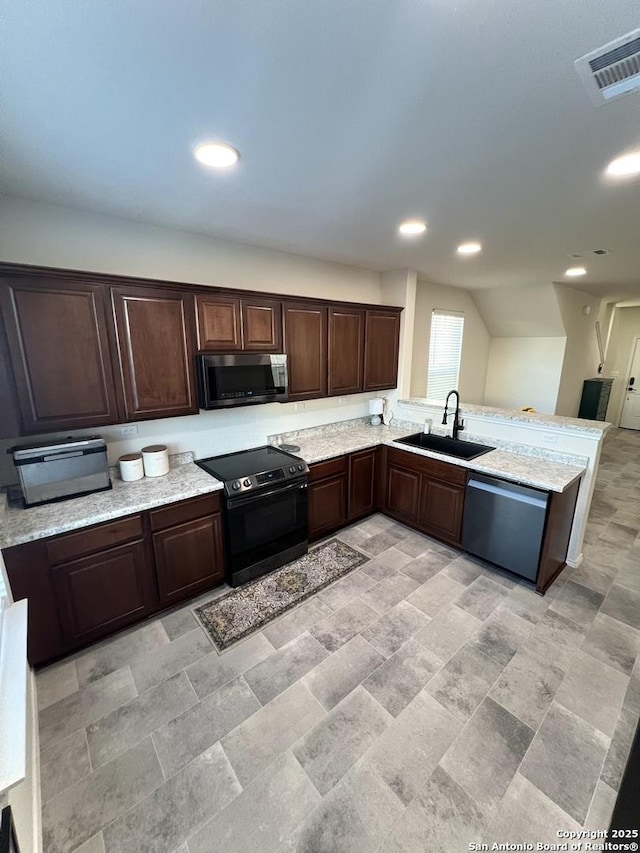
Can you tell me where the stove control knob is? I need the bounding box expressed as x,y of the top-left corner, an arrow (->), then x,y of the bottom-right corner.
231,481 -> 241,491
297,464 -> 305,471
289,466 -> 296,474
243,478 -> 251,487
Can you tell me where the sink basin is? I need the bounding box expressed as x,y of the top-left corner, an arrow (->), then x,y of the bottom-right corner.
395,432 -> 495,460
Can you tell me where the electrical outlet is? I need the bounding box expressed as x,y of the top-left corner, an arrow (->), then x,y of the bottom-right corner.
120,425 -> 138,436
294,402 -> 306,413
542,433 -> 557,444
338,397 -> 346,405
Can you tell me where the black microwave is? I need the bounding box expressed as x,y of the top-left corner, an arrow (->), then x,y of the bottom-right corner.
197,353 -> 289,409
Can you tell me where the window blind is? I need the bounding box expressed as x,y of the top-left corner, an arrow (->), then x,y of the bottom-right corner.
426,310 -> 465,400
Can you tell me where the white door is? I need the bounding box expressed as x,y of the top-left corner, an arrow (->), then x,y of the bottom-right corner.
620,337 -> 640,430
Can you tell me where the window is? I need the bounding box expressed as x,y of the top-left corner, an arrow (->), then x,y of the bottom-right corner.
426,309 -> 464,400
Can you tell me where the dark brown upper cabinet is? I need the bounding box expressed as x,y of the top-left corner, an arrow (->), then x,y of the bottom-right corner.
328,307 -> 364,396
0,277 -> 120,433
0,313 -> 23,439
111,285 -> 198,421
195,293 -> 282,352
364,309 -> 401,391
241,296 -> 282,351
196,293 -> 242,351
283,302 -> 328,400
0,263 -> 403,435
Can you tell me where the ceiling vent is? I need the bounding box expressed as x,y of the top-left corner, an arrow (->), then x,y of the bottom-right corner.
575,29 -> 640,106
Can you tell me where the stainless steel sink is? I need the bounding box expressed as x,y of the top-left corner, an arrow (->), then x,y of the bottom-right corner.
395,432 -> 495,460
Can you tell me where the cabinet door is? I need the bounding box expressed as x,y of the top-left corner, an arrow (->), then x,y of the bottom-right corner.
241,297 -> 282,351
308,474 -> 347,540
0,315 -> 21,439
3,539 -> 66,666
364,309 -> 401,391
419,477 -> 464,544
0,278 -> 119,433
328,307 -> 364,395
384,464 -> 420,524
112,286 -> 198,420
52,540 -> 156,646
153,513 -> 225,606
348,448 -> 378,520
283,303 -> 328,400
196,294 -> 242,351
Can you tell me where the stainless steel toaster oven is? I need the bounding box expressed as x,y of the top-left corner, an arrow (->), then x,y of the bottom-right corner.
9,436 -> 111,508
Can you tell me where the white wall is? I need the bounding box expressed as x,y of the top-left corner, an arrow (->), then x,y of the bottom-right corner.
553,285 -> 602,417
410,279 -> 490,403
0,395 -> 379,487
603,306 -> 640,424
381,269 -> 417,400
0,196 -> 382,303
474,282 -> 601,417
472,283 -> 565,337
483,337 -> 566,414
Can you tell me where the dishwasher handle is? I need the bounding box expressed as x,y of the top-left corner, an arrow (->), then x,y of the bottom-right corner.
467,477 -> 548,509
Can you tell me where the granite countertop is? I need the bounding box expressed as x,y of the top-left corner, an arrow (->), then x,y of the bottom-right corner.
274,422 -> 411,464
1,416 -> 588,551
398,398 -> 611,434
0,460 -> 223,550
272,419 -> 585,494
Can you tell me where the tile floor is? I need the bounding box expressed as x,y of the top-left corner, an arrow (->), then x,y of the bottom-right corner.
37,428 -> 640,852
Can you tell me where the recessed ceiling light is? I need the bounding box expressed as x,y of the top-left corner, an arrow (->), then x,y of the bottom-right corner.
194,142 -> 239,168
457,242 -> 482,255
565,267 -> 587,277
605,149 -> 640,177
398,220 -> 427,236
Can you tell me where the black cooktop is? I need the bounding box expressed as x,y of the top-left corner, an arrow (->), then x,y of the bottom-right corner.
196,445 -> 308,497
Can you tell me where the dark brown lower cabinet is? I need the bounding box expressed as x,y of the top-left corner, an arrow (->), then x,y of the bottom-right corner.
535,477 -> 580,594
308,456 -> 348,541
385,465 -> 421,525
153,513 -> 225,606
348,448 -> 379,521
52,540 -> 155,646
383,447 -> 466,546
419,478 -> 464,544
3,491 -> 225,666
2,537 -> 66,665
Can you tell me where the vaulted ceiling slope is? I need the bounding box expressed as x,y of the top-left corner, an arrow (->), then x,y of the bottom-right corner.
1,0 -> 639,297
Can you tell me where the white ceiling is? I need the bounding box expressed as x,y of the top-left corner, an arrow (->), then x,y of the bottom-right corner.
1,0 -> 639,297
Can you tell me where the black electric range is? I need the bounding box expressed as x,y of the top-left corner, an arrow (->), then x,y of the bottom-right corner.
196,446 -> 309,587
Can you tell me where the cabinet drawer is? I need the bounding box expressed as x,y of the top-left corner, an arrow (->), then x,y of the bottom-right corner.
386,447 -> 467,485
47,515 -> 143,565
308,455 -> 348,482
149,493 -> 221,531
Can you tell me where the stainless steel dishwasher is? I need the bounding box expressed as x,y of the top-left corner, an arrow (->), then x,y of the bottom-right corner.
461,473 -> 549,581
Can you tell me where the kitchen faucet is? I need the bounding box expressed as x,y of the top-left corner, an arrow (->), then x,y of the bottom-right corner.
442,390 -> 465,440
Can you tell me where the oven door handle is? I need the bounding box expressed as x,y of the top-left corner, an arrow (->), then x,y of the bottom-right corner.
226,479 -> 308,508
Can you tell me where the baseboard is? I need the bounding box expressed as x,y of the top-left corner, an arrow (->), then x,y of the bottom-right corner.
566,552 -> 583,569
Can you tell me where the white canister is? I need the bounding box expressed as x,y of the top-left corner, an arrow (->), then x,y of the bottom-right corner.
141,444 -> 170,477
119,453 -> 144,482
